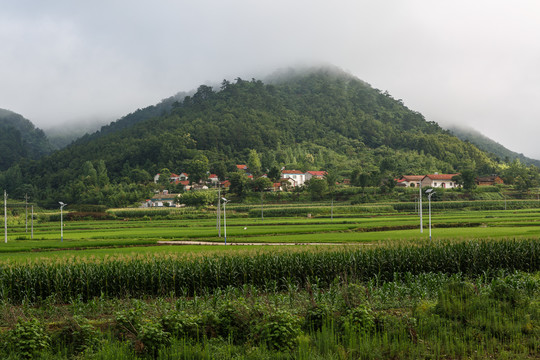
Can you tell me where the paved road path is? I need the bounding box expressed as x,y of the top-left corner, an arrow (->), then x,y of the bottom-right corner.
157,241 -> 371,246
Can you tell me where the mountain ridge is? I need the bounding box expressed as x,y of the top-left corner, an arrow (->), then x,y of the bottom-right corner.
0,108 -> 54,171
0,66 -> 528,206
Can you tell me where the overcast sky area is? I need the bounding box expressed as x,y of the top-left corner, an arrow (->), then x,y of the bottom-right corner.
1,1 -> 540,158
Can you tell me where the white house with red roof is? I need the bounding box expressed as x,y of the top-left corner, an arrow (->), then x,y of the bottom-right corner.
396,175 -> 425,188
281,170 -> 306,187
305,170 -> 327,182
421,173 -> 460,188
208,174 -> 219,185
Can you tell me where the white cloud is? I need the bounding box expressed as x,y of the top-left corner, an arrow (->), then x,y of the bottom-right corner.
1,0 -> 540,158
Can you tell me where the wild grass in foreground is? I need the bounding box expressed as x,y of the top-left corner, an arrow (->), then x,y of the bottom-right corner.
0,271 -> 537,359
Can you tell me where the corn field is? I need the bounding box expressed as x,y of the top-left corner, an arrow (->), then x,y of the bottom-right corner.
0,238 -> 538,304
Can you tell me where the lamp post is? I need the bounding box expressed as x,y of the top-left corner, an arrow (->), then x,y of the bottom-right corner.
59,202 -> 67,242
419,181 -> 423,233
222,197 -> 228,245
4,190 -> 7,244
217,188 -> 221,237
425,189 -> 435,240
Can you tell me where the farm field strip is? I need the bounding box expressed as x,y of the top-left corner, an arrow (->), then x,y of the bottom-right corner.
1,209 -> 538,260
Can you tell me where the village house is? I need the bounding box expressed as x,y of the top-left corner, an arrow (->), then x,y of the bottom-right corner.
145,190 -> 179,207
305,170 -> 327,181
208,174 -> 219,185
154,172 -> 188,184
421,173 -> 460,189
475,175 -> 504,186
281,170 -> 306,187
396,175 -> 425,188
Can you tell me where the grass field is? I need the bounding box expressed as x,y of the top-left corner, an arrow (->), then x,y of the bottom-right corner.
1,207 -> 540,262
0,204 -> 538,359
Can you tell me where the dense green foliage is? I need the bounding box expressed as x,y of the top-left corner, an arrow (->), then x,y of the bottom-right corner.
1,67 -> 510,207
0,109 -> 53,171
0,271 -> 538,359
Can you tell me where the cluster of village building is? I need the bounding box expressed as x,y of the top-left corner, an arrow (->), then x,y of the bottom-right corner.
146,166 -> 328,207
146,168 -> 504,207
396,174 -> 504,188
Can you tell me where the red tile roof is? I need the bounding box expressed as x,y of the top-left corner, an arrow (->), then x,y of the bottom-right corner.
236,164 -> 247,170
425,174 -> 459,180
282,170 -> 304,174
400,175 -> 424,182
307,171 -> 327,176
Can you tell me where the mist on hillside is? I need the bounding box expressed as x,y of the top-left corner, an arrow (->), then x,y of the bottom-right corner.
44,118 -> 111,149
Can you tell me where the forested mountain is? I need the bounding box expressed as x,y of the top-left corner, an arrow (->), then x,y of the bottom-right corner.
0,109 -> 54,171
0,67 -> 507,206
448,125 -> 540,167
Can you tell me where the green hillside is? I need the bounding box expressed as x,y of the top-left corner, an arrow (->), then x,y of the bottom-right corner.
0,67 -> 507,206
0,109 -> 54,171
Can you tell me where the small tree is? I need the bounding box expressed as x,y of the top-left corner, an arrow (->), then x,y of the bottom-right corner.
187,155 -> 209,184
308,178 -> 328,200
247,149 -> 262,177
229,171 -> 250,198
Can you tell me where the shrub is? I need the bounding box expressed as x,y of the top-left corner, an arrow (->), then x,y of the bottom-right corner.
216,299 -> 252,342
53,315 -> 101,356
137,321 -> 171,356
256,309 -> 302,351
6,318 -> 50,359
489,279 -> 529,307
304,304 -> 334,331
342,305 -> 375,334
159,311 -> 200,339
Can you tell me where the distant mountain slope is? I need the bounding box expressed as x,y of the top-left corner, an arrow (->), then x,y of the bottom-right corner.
13,66 -> 500,205
0,109 -> 54,170
448,125 -> 540,167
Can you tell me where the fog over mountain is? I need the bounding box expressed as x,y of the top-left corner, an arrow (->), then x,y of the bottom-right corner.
2,1 -> 540,159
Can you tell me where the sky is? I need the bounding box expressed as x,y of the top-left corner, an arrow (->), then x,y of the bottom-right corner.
1,1 -> 540,158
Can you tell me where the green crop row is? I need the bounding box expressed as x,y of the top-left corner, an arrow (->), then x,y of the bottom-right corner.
391,200 -> 540,212
248,205 -> 395,217
0,239 -> 537,304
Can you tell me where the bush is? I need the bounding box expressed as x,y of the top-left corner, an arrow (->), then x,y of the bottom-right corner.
304,304 -> 334,331
342,305 -> 375,334
6,318 -> 50,359
137,321 -> 171,356
159,311 -> 200,339
216,299 -> 253,342
53,315 -> 101,356
256,309 -> 302,351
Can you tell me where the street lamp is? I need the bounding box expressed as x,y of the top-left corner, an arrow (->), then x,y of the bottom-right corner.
221,198 -> 228,245
59,202 -> 67,242
425,189 -> 435,240
419,181 -> 423,233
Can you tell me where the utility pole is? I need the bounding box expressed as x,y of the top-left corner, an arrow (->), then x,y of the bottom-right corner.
261,191 -> 264,221
25,193 -> 28,233
31,205 -> 34,240
4,191 -> 7,243
419,181 -> 423,233
217,188 -> 221,237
